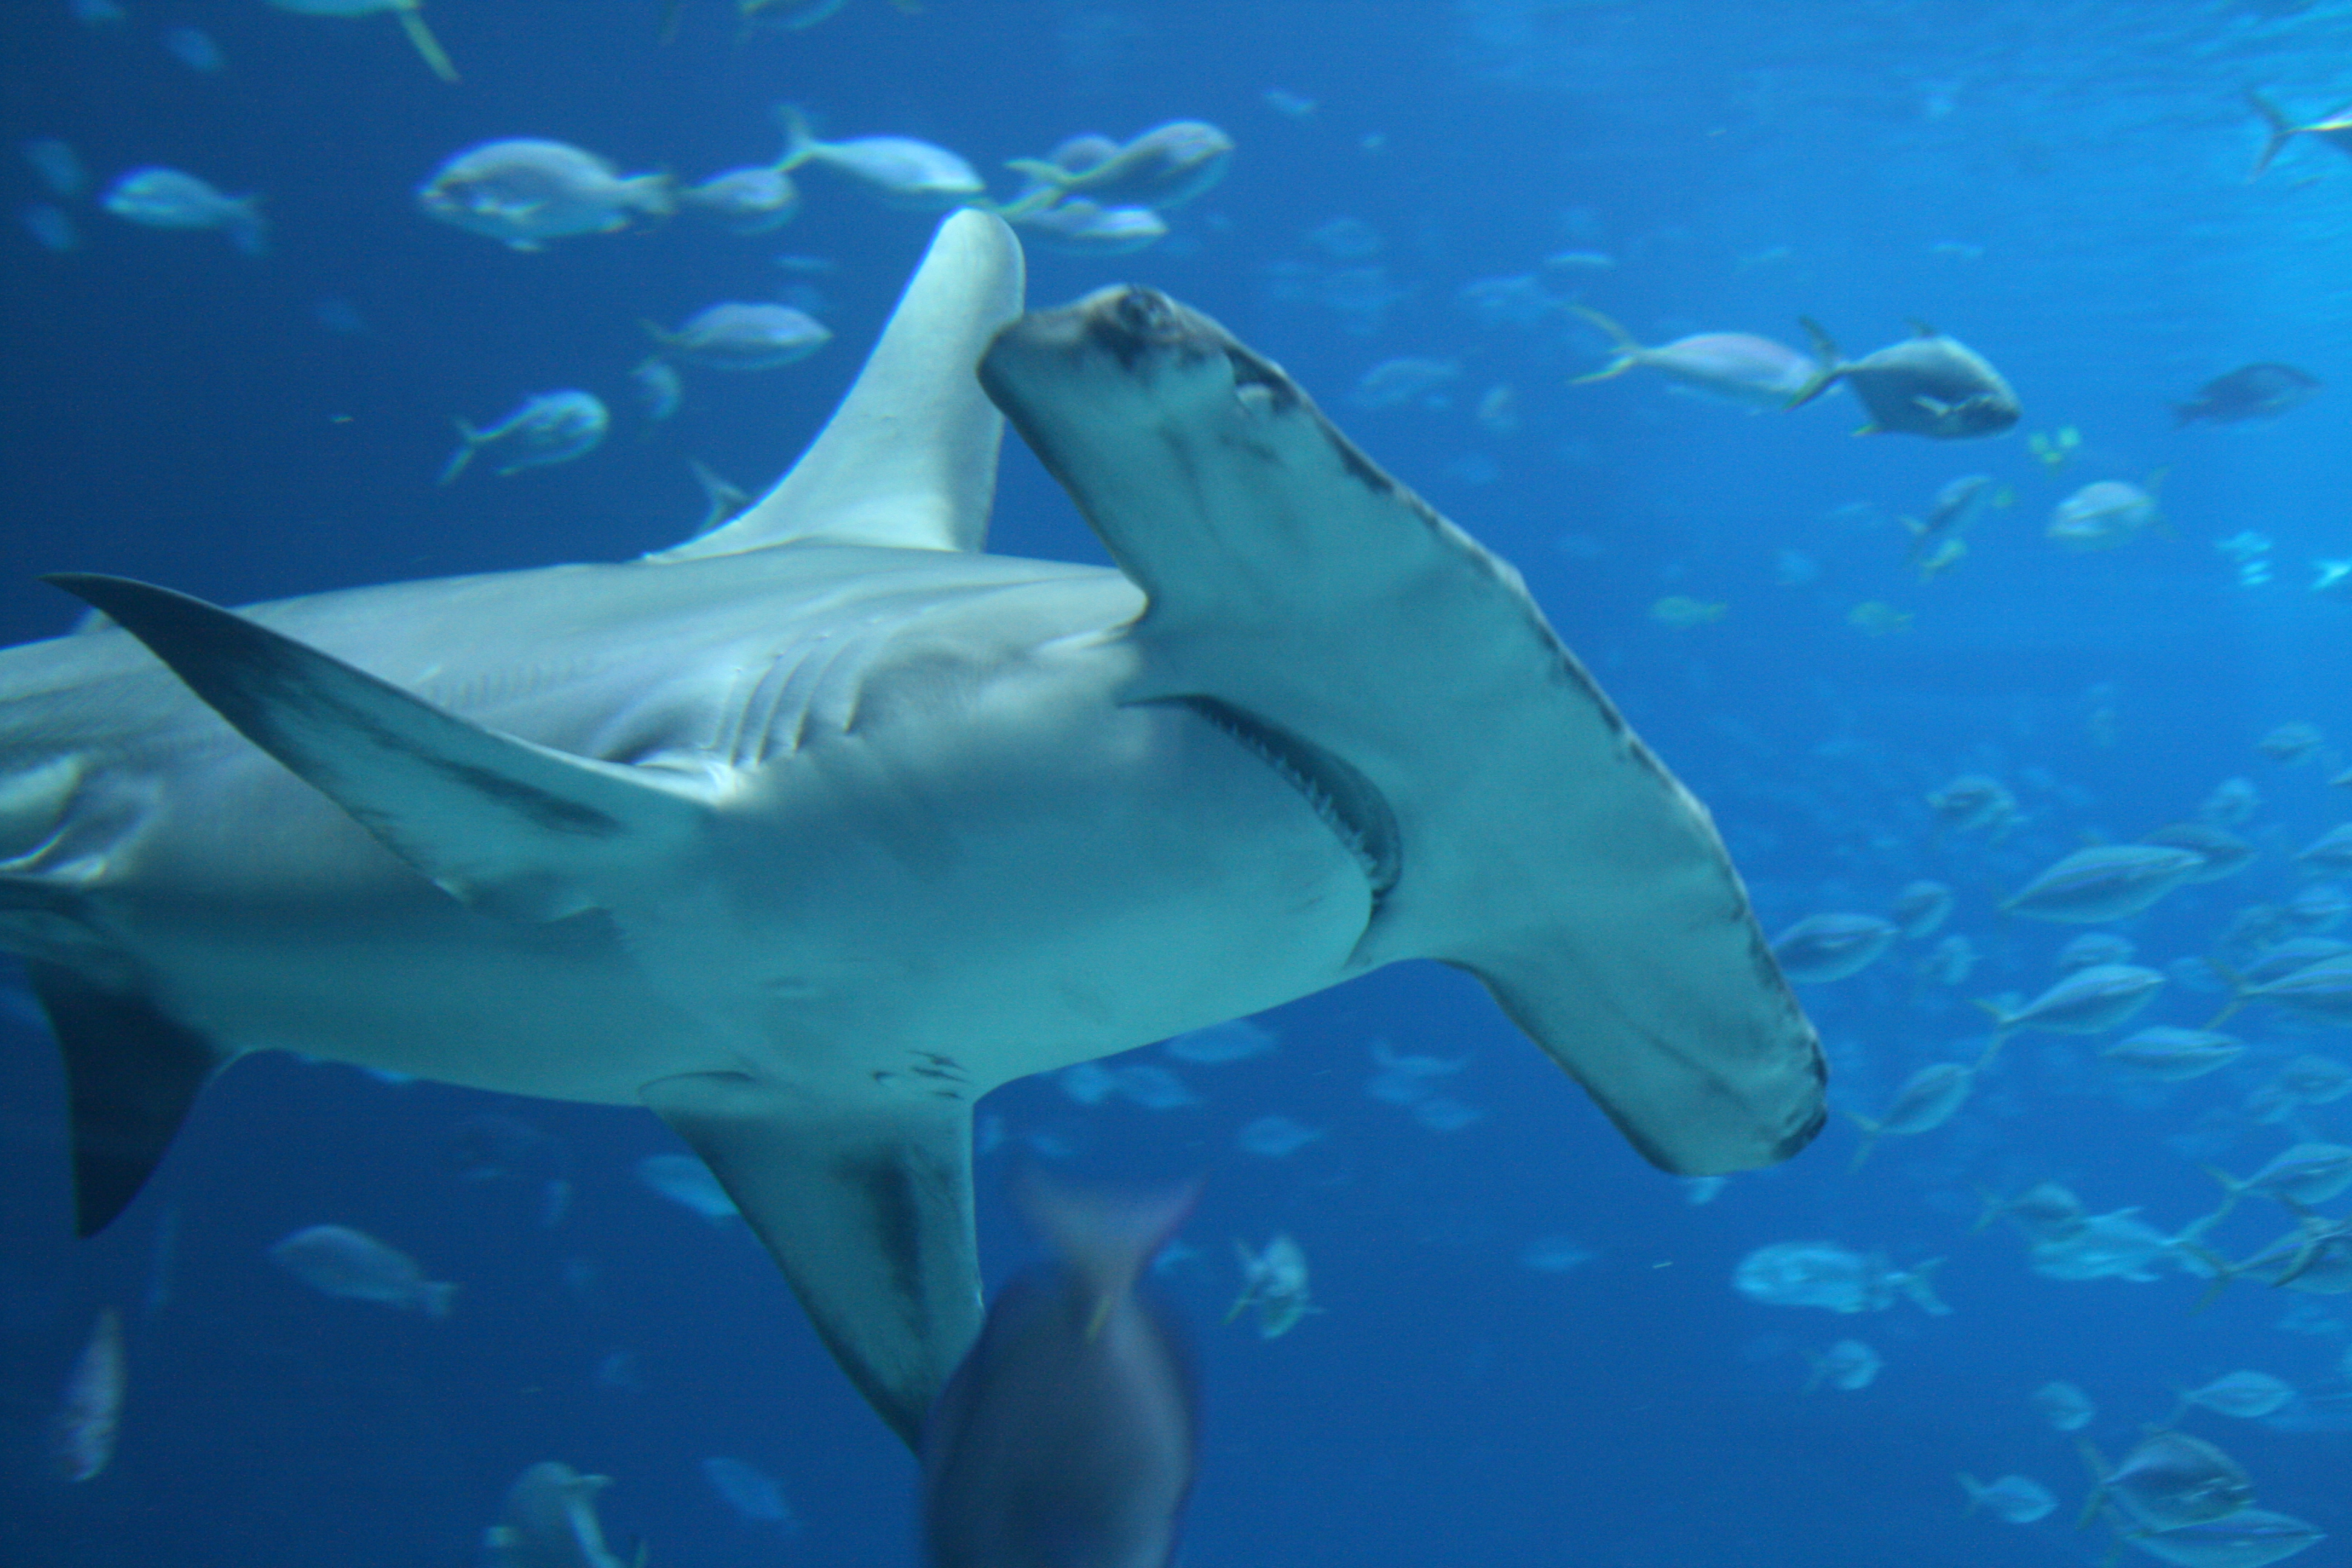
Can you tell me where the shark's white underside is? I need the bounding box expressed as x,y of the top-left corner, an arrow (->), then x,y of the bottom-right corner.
0,211 -> 1823,1448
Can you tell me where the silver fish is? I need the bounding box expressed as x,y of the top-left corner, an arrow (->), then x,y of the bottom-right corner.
2147,822 -> 2257,881
2102,1027 -> 2244,1082
1791,318 -> 2021,439
1003,121 -> 1233,213
2059,932 -> 2138,972
49,1306 -> 125,1482
1981,964 -> 2165,1045
481,1461 -> 632,1568
1571,307 -> 1818,408
1928,773 -> 2016,835
2004,844 -> 2205,923
2030,1209 -> 2212,1282
2205,1143 -> 2352,1214
649,303 -> 831,370
1961,1472 -> 2056,1523
921,1177 -> 1197,1568
268,1224 -> 457,1316
2077,1431 -> 2254,1530
779,106 -> 983,211
440,391 -> 609,482
101,168 -> 265,254
678,160 -> 800,234
1227,1234 -> 1317,1338
2174,1371 -> 2295,1422
2118,1508 -> 2324,1568
1733,1242 -> 1949,1315
1803,1338 -> 1881,1392
1843,1059 -> 1978,1170
1011,197 -> 1168,256
417,140 -> 671,250
1890,879 -> 1955,938
2030,1380 -> 2097,1431
1771,913 -> 1900,982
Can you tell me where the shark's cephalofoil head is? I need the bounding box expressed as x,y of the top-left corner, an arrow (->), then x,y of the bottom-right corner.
982,285 -> 1304,434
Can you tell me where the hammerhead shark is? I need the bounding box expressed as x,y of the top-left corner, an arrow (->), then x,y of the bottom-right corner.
0,211 -> 1823,1446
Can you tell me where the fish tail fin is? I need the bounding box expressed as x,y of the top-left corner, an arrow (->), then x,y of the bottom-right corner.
1014,1171 -> 1200,1332
1972,1034 -> 2007,1074
625,172 -> 675,218
2187,1256 -> 2238,1315
1967,1184 -> 2007,1235
2197,1166 -> 2243,1223
774,103 -> 818,172
2247,90 -> 2298,178
1958,1474 -> 1983,1514
1900,1258 -> 1952,1316
1784,316 -> 1846,411
984,177 -> 1065,221
2073,1444 -> 2109,1529
394,4 -> 459,83
2161,1392 -> 2192,1427
226,197 -> 268,258
1840,1111 -> 1881,1172
437,420 -> 479,486
421,1279 -> 459,1319
1566,306 -> 1641,382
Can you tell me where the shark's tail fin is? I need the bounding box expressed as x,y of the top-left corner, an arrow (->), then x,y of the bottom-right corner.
2247,90 -> 2300,179
1567,306 -> 1643,384
419,1279 -> 460,1319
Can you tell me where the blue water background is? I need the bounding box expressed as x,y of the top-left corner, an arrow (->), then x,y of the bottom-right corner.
4,0 -> 2351,1563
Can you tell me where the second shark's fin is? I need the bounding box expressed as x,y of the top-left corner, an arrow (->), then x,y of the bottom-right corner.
25,961 -> 226,1235
44,575 -> 712,922
642,1070 -> 982,1451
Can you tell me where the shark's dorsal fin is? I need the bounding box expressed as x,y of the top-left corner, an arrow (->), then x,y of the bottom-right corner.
45,575 -> 711,921
661,211 -> 1024,561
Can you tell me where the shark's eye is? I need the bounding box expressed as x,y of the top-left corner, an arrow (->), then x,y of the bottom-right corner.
1112,287 -> 1177,339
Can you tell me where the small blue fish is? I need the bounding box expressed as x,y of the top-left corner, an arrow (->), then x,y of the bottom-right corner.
923,1175 -> 1198,1568
440,391 -> 609,483
102,168 -> 266,255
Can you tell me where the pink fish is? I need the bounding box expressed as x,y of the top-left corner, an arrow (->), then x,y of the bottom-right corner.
1570,307 -> 1819,408
50,1307 -> 125,1482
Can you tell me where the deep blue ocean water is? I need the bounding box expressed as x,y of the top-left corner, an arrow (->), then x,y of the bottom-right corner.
5,1 -> 2352,1563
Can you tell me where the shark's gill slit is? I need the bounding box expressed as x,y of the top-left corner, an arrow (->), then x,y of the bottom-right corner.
1161,695 -> 1400,899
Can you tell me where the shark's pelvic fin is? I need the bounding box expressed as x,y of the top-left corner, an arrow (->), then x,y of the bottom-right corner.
641,1071 -> 982,1451
44,575 -> 711,921
25,961 -> 224,1235
662,209 -> 1024,561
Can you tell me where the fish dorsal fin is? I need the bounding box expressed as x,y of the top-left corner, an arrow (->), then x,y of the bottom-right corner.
1907,318 -> 1940,338
662,210 -> 1024,561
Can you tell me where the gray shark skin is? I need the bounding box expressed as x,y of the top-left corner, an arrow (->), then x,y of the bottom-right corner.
0,211 -> 1823,1448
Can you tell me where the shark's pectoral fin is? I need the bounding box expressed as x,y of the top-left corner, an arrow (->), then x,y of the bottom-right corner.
25,961 -> 225,1235
641,1071 -> 981,1450
44,575 -> 711,921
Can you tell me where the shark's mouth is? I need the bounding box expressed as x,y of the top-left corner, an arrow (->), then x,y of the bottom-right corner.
1161,695 -> 1400,902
